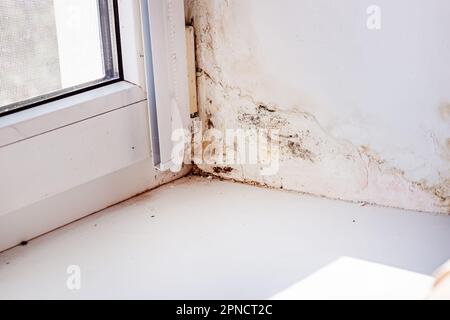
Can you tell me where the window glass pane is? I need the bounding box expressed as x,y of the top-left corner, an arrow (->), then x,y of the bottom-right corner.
0,0 -> 120,115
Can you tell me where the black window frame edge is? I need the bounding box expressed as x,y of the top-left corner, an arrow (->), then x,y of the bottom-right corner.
0,0 -> 124,118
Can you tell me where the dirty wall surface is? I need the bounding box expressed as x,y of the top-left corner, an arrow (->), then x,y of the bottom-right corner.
186,0 -> 450,214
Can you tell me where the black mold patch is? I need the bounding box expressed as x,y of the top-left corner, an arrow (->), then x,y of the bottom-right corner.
205,109 -> 215,129
213,166 -> 234,174
287,140 -> 315,162
238,113 -> 262,126
238,109 -> 287,129
207,118 -> 215,129
258,104 -> 276,113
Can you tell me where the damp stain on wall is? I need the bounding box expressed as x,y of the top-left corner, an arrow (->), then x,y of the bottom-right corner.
185,0 -> 450,214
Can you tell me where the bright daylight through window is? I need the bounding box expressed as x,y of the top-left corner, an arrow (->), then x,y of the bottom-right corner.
0,0 -> 121,115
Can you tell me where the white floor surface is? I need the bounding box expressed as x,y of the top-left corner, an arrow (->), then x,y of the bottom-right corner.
0,176 -> 449,299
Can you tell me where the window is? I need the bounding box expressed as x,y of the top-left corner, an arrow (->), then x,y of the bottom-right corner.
0,0 -> 192,253
0,0 -> 122,116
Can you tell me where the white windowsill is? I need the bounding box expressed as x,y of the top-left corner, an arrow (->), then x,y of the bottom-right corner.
0,81 -> 146,148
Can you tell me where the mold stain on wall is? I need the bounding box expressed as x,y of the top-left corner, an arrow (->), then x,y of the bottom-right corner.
185,0 -> 449,214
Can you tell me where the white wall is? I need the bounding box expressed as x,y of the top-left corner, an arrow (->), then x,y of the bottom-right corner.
186,0 -> 450,213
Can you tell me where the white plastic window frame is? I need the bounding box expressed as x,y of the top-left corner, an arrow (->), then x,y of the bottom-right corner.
0,0 -> 146,146
0,0 -> 190,252
140,0 -> 190,171
0,0 -> 189,165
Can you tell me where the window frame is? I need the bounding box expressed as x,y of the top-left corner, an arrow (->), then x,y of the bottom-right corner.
140,0 -> 190,170
0,0 -> 190,253
0,0 -> 147,147
0,0 -> 124,117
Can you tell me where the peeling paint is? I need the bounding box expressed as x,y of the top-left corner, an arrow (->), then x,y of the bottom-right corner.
186,0 -> 450,214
